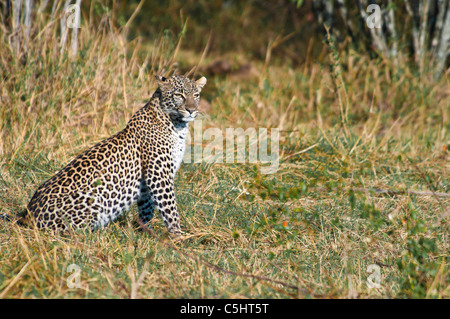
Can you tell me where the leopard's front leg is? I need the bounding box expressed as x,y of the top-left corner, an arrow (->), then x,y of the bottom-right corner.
144,169 -> 182,234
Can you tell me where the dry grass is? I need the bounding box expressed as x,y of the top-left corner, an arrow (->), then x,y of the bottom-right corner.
0,3 -> 448,299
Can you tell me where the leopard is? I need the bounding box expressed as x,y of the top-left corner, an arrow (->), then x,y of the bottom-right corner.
18,74 -> 207,234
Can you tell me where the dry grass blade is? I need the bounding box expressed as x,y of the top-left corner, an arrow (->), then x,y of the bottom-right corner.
137,220 -> 307,294
0,260 -> 32,298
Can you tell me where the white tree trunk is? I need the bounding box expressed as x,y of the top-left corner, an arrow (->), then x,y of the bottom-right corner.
60,0 -> 71,54
23,0 -> 33,48
70,0 -> 82,59
435,3 -> 450,78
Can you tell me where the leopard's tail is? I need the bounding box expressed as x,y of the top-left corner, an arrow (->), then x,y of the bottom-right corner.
0,210 -> 30,226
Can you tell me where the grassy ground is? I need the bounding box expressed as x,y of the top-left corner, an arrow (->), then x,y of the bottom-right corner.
0,4 -> 449,298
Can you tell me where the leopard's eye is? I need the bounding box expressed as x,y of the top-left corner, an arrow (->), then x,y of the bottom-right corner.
193,93 -> 200,98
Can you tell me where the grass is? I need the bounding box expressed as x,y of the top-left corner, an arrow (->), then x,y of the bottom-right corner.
0,2 -> 449,298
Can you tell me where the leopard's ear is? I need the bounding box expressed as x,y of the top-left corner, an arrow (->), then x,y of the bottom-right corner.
196,76 -> 207,90
155,75 -> 168,87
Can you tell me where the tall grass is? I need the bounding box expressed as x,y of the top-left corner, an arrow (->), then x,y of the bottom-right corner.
0,2 -> 448,298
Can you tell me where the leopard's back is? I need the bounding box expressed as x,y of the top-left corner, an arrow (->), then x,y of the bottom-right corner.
26,130 -> 141,230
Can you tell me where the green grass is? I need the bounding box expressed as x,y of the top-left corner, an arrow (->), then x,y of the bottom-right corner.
0,2 -> 448,299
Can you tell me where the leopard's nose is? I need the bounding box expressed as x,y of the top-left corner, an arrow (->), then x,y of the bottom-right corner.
186,103 -> 197,114
186,107 -> 197,114
185,97 -> 197,114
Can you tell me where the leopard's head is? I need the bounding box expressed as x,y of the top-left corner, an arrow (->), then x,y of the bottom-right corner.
155,75 -> 207,122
